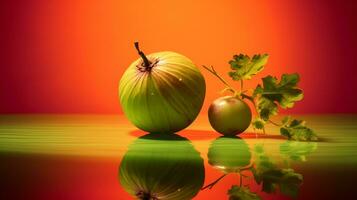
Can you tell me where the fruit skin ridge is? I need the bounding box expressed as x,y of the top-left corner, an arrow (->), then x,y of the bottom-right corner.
119,51 -> 206,133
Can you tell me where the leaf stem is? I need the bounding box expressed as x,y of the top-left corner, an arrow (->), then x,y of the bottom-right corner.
202,65 -> 238,95
241,93 -> 256,106
268,119 -> 282,127
239,172 -> 243,187
201,174 -> 227,190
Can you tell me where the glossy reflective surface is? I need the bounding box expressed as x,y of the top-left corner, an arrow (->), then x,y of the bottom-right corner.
1,115 -> 357,199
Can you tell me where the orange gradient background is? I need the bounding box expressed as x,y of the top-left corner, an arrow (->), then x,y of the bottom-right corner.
1,0 -> 356,114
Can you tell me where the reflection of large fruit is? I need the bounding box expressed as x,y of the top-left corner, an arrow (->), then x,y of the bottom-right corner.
208,136 -> 251,173
208,96 -> 252,135
119,43 -> 206,133
119,133 -> 205,200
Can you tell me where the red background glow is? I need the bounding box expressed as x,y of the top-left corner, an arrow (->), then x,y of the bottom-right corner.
1,0 -> 356,114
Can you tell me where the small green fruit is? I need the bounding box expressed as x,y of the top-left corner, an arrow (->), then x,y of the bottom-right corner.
208,96 -> 252,135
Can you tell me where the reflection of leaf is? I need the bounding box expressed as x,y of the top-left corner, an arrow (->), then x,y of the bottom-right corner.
279,169 -> 303,198
280,119 -> 317,141
254,144 -> 264,154
253,144 -> 275,172
280,141 -> 317,162
228,54 -> 269,81
253,168 -> 303,198
228,185 -> 261,200
252,144 -> 303,198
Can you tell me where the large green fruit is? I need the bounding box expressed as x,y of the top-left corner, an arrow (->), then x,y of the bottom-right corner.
208,136 -> 251,173
119,43 -> 206,133
119,133 -> 205,200
208,96 -> 252,135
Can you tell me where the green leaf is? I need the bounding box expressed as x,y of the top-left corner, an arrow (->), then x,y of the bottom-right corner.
280,119 -> 317,141
254,74 -> 303,121
228,185 -> 262,200
252,118 -> 266,130
228,54 -> 269,81
255,73 -> 303,109
256,97 -> 278,121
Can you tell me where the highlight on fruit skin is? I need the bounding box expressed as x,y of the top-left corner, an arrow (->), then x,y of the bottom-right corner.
119,42 -> 206,133
208,96 -> 252,135
207,136 -> 251,173
118,133 -> 205,200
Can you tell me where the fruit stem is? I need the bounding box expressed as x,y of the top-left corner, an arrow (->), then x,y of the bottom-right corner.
134,42 -> 151,68
240,79 -> 244,91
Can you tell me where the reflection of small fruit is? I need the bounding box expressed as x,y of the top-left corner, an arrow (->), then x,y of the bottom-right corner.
208,96 -> 252,135
208,136 -> 251,173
